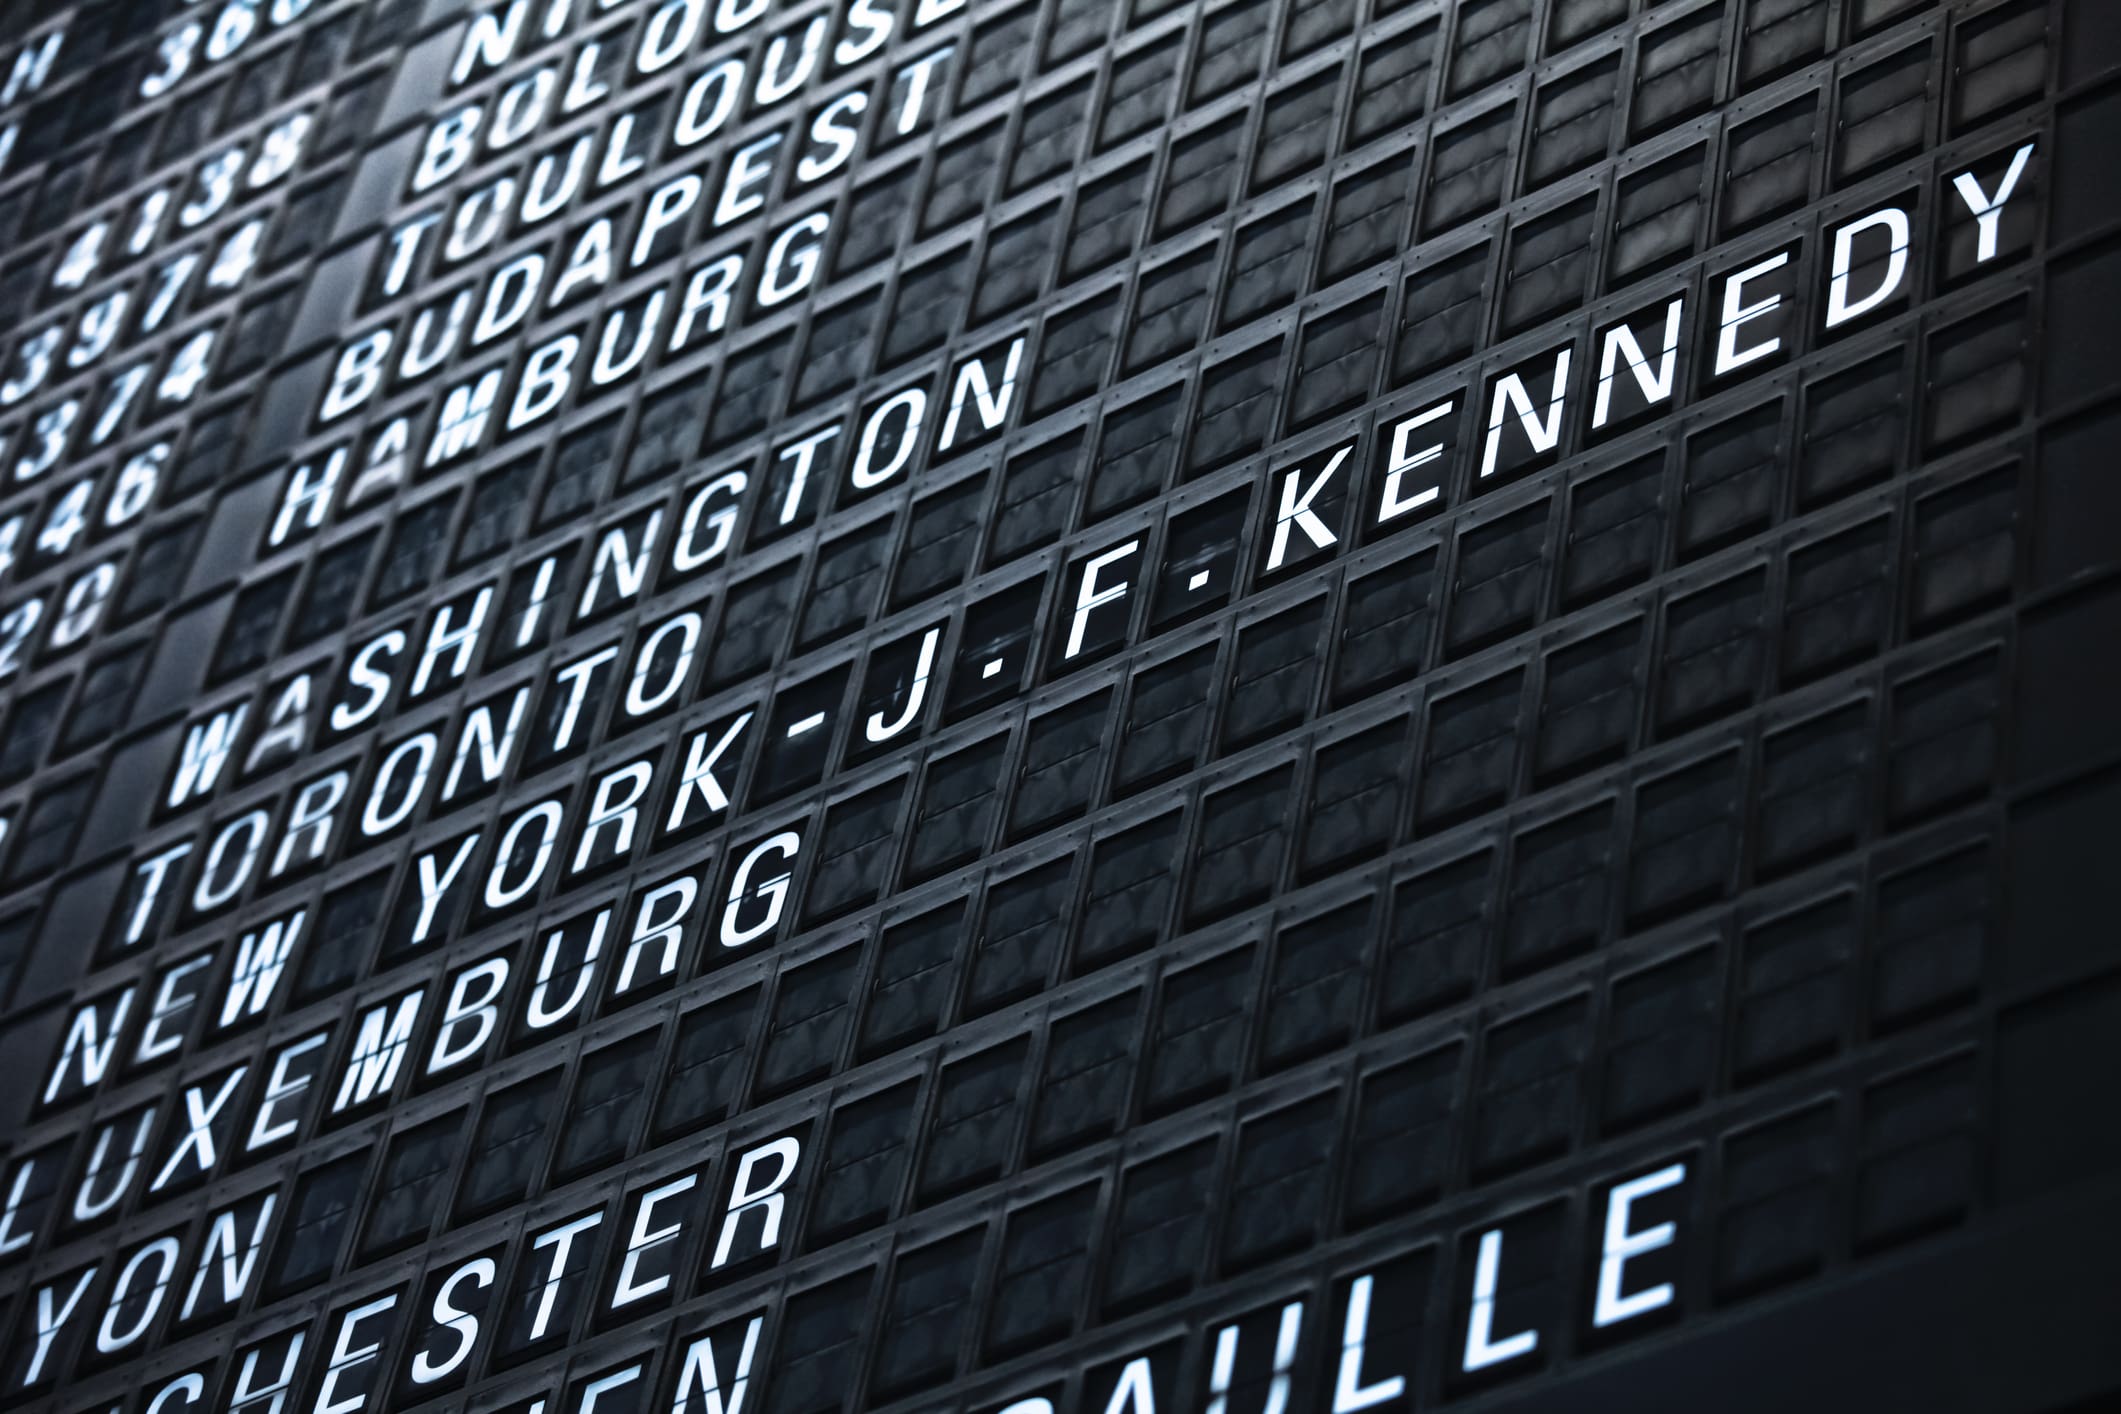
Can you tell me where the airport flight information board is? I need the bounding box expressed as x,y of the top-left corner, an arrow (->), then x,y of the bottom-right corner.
0,0 -> 2118,1410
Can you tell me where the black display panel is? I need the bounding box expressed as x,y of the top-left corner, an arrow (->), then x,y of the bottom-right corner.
0,0 -> 2118,1410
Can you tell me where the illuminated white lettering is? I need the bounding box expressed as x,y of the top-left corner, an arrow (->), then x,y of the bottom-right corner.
712,1137 -> 800,1266
1826,208 -> 1911,328
411,1258 -> 493,1384
618,876 -> 695,992
220,911 -> 304,1026
151,1067 -> 246,1191
96,1236 -> 179,1352
667,713 -> 752,829
24,1266 -> 95,1384
314,1293 -> 398,1414
573,761 -> 654,872
1267,449 -> 1346,569
527,910 -> 607,1028
1066,542 -> 1138,657
939,337 -> 1025,449
247,1032 -> 327,1150
720,832 -> 799,948
486,801 -> 563,909
1461,1228 -> 1537,1371
1332,1274 -> 1403,1411
527,1212 -> 603,1339
579,513 -> 664,617
168,704 -> 248,808
1952,142 -> 2036,262
1206,1303 -> 1301,1414
1593,299 -> 1685,428
411,834 -> 481,945
430,957 -> 508,1072
182,1193 -> 275,1318
671,1315 -> 762,1414
44,987 -> 134,1103
1593,1163 -> 1686,1327
1714,252 -> 1790,376
1480,348 -> 1572,478
612,1173 -> 699,1306
136,954 -> 211,1062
